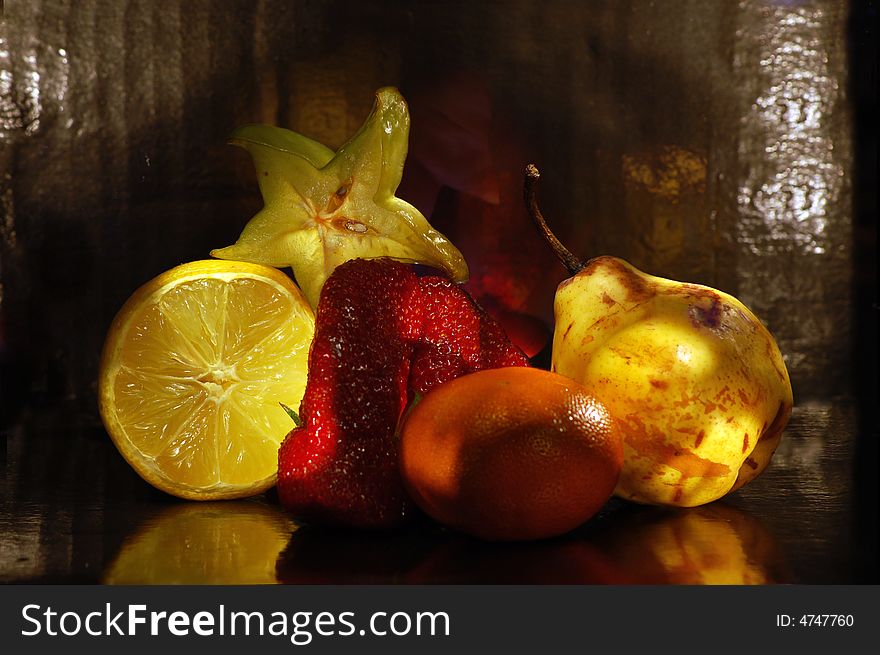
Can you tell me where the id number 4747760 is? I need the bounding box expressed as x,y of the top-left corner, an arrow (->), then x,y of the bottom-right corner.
776,614 -> 854,628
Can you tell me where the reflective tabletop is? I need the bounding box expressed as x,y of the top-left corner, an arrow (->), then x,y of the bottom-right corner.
2,392 -> 873,584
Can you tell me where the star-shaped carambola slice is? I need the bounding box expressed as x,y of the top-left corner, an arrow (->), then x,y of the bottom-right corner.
211,87 -> 469,308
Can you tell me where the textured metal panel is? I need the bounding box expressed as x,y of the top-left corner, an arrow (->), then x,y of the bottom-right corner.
726,0 -> 852,396
0,0 -> 857,421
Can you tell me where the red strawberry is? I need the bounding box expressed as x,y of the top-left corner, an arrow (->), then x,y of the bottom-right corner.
277,258 -> 528,528
278,259 -> 420,528
410,275 -> 528,394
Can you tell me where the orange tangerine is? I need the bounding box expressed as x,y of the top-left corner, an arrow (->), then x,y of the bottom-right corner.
399,367 -> 622,541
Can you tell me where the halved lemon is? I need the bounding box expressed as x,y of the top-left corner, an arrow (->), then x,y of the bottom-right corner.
98,260 -> 314,500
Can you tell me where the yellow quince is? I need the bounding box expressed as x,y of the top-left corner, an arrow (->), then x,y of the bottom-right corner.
525,165 -> 793,507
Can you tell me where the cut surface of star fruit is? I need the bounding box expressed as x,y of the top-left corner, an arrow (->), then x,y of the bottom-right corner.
211,86 -> 468,308
98,260 -> 314,500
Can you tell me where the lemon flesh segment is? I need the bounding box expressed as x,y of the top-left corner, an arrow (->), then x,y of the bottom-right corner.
101,261 -> 314,499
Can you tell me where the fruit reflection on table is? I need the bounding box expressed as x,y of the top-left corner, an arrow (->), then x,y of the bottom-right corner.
588,503 -> 790,585
275,503 -> 788,585
101,499 -> 787,585
103,501 -> 295,585
101,499 -> 792,585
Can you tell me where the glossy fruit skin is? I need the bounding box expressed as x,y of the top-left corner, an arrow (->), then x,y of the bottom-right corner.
551,256 -> 793,507
400,367 -> 623,541
278,258 -> 528,529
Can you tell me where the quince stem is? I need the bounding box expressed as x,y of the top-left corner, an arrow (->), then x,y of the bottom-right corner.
524,164 -> 586,276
